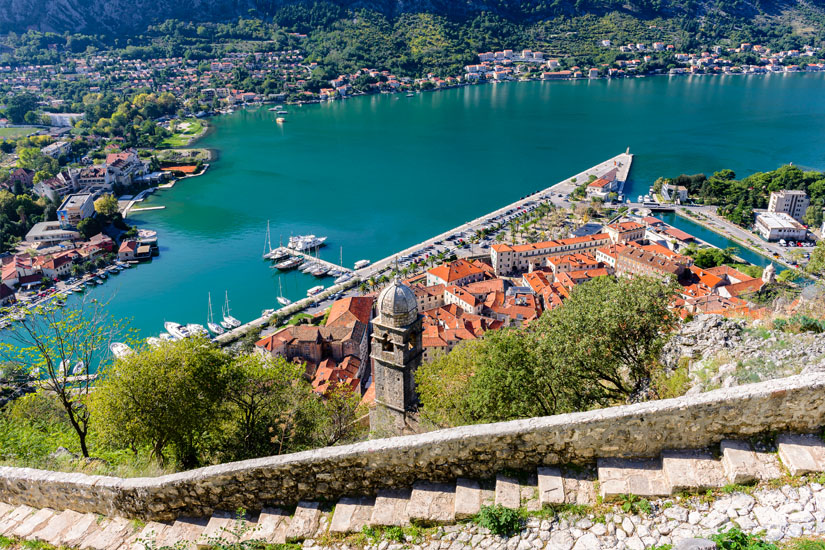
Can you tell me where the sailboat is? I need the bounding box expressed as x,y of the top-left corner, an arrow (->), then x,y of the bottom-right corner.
262,220 -> 276,259
223,291 -> 241,328
207,293 -> 224,335
277,277 -> 292,306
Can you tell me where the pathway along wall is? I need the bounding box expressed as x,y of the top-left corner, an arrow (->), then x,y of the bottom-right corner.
2,374 -> 825,521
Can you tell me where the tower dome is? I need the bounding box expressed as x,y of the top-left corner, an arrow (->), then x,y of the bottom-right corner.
377,279 -> 419,327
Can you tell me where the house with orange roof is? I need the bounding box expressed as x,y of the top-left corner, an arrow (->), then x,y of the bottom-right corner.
718,278 -> 765,299
410,284 -> 445,312
490,233 -> 611,275
615,247 -> 684,279
444,285 -> 482,315
311,356 -> 361,396
426,259 -> 485,287
546,252 -> 608,279
556,268 -> 612,290
606,221 -> 646,244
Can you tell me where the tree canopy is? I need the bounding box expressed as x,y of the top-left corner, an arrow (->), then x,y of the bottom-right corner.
416,275 -> 679,428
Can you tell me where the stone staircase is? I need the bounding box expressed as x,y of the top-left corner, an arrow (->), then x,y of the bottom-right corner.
1,433 -> 825,550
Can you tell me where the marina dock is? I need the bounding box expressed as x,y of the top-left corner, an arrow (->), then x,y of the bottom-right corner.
267,247 -> 353,274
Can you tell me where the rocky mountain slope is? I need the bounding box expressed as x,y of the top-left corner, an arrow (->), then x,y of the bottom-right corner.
661,314 -> 825,395
0,0 -> 815,35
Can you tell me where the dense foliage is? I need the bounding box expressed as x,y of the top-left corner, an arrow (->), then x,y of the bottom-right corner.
1,0 -> 824,84
660,165 -> 825,227
416,275 -> 679,427
0,190 -> 54,254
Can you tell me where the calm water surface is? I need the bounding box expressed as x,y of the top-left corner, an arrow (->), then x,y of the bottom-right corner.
53,73 -> 825,337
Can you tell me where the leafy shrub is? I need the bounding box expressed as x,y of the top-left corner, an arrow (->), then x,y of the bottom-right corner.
710,527 -> 778,550
619,494 -> 652,515
475,505 -> 521,536
773,314 -> 825,334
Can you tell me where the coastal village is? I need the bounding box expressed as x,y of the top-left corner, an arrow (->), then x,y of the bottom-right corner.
0,40 -> 821,117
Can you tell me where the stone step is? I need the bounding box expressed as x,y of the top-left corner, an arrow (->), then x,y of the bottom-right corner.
370,489 -> 412,527
0,505 -> 36,536
597,458 -> 670,499
520,474 -> 540,512
11,507 -> 54,539
131,521 -> 173,550
720,439 -> 783,484
61,513 -> 105,548
406,482 -> 456,525
494,474 -> 521,509
32,509 -> 86,546
284,501 -> 322,542
158,517 -> 208,550
777,433 -> 825,476
80,517 -> 134,550
562,472 -> 596,505
248,508 -> 288,544
329,497 -> 375,534
661,450 -> 727,493
198,510 -> 255,547
454,478 -> 482,520
538,467 -> 565,506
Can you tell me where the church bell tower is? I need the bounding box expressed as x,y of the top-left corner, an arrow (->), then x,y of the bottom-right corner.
369,279 -> 423,435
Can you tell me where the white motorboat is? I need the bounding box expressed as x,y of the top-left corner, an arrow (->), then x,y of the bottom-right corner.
354,259 -> 371,269
159,333 -> 175,342
110,342 -> 133,359
334,273 -> 353,284
165,322 -> 192,339
300,262 -> 317,273
222,291 -> 241,328
186,323 -> 209,337
146,337 -> 162,347
288,234 -> 327,252
262,308 -> 276,317
307,285 -> 324,297
207,293 -> 224,335
311,265 -> 329,277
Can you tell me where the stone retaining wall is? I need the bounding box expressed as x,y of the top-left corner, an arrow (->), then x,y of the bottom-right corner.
2,374 -> 825,521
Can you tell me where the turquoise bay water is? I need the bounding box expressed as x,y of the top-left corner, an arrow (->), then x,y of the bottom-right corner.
55,73 -> 825,337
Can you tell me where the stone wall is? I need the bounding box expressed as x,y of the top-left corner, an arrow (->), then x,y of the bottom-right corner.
2,374 -> 825,521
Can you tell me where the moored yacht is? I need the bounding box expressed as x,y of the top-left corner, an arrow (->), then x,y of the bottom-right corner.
110,342 -> 133,359
334,273 -> 353,284
354,259 -> 371,269
165,322 -> 192,339
307,285 -> 324,297
207,293 -> 224,335
222,291 -> 241,328
186,323 -> 209,337
274,257 -> 302,270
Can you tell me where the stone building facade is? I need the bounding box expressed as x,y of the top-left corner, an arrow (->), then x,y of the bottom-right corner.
370,279 -> 423,435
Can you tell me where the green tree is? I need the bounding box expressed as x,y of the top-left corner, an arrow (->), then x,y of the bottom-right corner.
91,337 -> 231,467
806,240 -> 825,278
76,217 -> 102,239
4,93 -> 39,124
0,301 -> 130,457
93,194 -> 119,218
804,205 -> 823,229
418,275 -> 680,427
533,275 -> 679,401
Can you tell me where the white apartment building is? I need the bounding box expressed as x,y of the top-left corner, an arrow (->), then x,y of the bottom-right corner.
768,190 -> 810,222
